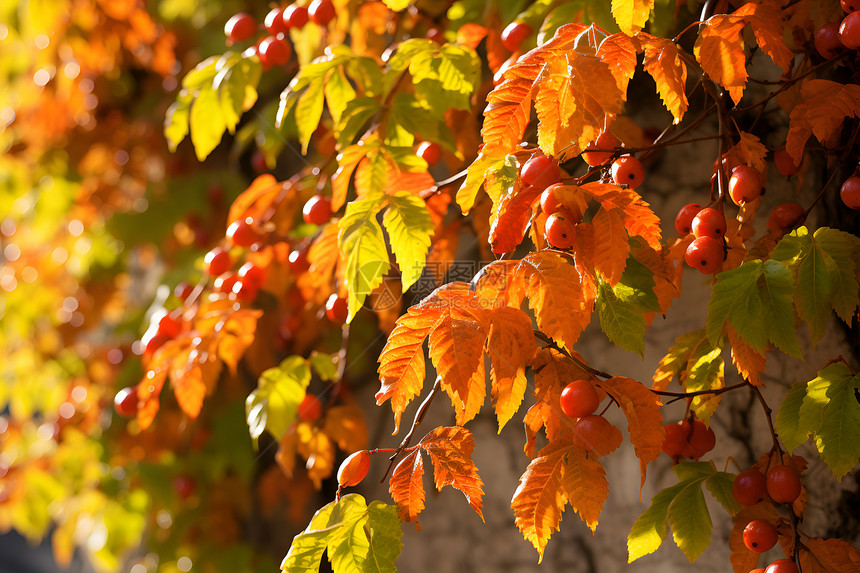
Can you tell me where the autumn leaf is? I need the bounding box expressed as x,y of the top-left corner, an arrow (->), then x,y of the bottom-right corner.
597,33 -> 638,93
638,34 -> 689,123
518,251 -> 596,350
322,404 -> 368,454
734,1 -> 794,73
799,537 -> 860,573
332,142 -> 368,211
592,207 -> 630,285
653,330 -> 707,391
376,284 -> 456,433
597,376 -> 664,490
694,14 -> 748,104
728,325 -> 766,386
487,306 -> 537,431
511,439 -> 571,561
785,80 -> 860,163
611,0 -> 653,36
297,224 -> 341,305
418,426 -> 485,521
389,449 -> 425,522
488,182 -> 541,254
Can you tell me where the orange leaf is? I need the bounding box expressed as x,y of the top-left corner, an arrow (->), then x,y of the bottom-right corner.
728,325 -> 766,386
574,417 -> 623,459
734,1 -> 794,73
473,259 -> 525,310
428,294 -> 491,425
376,286 -> 452,433
511,438 -> 571,561
729,504 -> 780,573
296,421 -> 336,489
518,251 -> 596,350
694,14 -> 748,104
639,34 -> 689,123
596,376 -> 664,491
592,207 -> 630,285
561,444 -> 609,532
136,368 -> 167,431
297,224 -> 340,305
482,62 -> 543,155
322,404 -> 368,453
418,426 -> 485,521
331,142 -> 367,211
489,182 -> 542,254
217,308 -> 262,374
800,537 -> 860,573
389,449 -> 425,522
227,174 -> 302,236
725,131 -> 769,174
596,33 -> 638,93
785,80 -> 860,163
443,356 -> 487,426
487,306 -> 537,431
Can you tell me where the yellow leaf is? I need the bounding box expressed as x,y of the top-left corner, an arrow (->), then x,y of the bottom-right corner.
611,0 -> 654,36
561,445 -> 609,532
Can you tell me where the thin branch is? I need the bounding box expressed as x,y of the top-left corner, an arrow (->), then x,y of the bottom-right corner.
380,376 -> 442,482
651,380 -> 751,403
533,330 -> 611,379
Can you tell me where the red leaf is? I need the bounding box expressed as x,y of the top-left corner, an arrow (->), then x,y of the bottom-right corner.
389,449 -> 425,522
489,183 -> 542,254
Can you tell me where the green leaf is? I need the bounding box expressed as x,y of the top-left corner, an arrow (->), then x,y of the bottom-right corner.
383,193 -> 434,291
388,93 -> 456,150
411,44 -> 481,115
324,68 -> 357,126
683,341 -> 723,424
309,352 -> 338,382
770,226 -> 810,265
814,227 -> 860,322
245,356 -> 311,441
760,260 -> 802,357
336,97 -> 381,148
667,480 -> 712,562
801,363 -> 860,479
704,472 -> 742,516
706,261 -> 766,350
281,495 -> 403,573
457,153 -> 507,215
216,55 -> 262,135
614,256 -> 660,312
165,56 -> 219,152
597,279 -> 647,356
628,483 -> 684,562
338,193 -> 391,321
190,82 -> 228,161
776,379 -> 814,452
296,76 -> 327,155
796,242 -> 830,343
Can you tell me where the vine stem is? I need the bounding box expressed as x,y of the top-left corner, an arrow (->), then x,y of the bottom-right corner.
380,376 -> 442,482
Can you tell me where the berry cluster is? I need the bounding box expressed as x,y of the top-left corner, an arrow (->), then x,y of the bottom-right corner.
732,460 -> 804,573
558,380 -> 619,452
660,418 -> 716,461
224,1 -> 336,68
676,203 -> 727,274
813,2 -> 860,60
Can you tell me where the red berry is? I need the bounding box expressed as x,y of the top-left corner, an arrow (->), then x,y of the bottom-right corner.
662,423 -> 688,458
840,176 -> 860,209
815,22 -> 846,59
774,149 -> 801,176
674,203 -> 702,235
258,36 -> 291,67
572,415 -> 615,452
540,184 -> 564,215
237,261 -> 267,291
298,393 -> 322,421
204,247 -> 232,277
685,236 -> 725,274
729,165 -> 763,206
544,212 -> 576,249
843,0 -> 859,13
750,569 -> 766,573
767,203 -> 805,233
302,195 -> 332,225
688,419 -> 716,458
417,141 -> 442,166
251,150 -> 268,173
691,207 -> 727,239
733,469 -> 768,506
225,13 -> 257,43
325,293 -> 348,323
283,4 -> 309,30
265,8 -> 287,36
559,380 -> 600,418
308,0 -> 336,26
582,130 -> 619,166
155,309 -> 182,339
765,559 -> 799,573
114,386 -> 138,418
143,331 -> 170,355
288,248 -> 310,273
174,282 -> 193,301
173,475 -> 197,501
501,21 -> 532,52
743,520 -> 778,553
337,450 -> 371,487
766,464 -> 801,504
232,278 -> 259,303
226,217 -> 262,248
611,155 -> 645,189
521,153 -> 561,189
840,11 -> 860,49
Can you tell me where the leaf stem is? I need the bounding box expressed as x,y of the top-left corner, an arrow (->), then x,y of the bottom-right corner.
532,330 -> 611,379
650,380 -> 750,403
